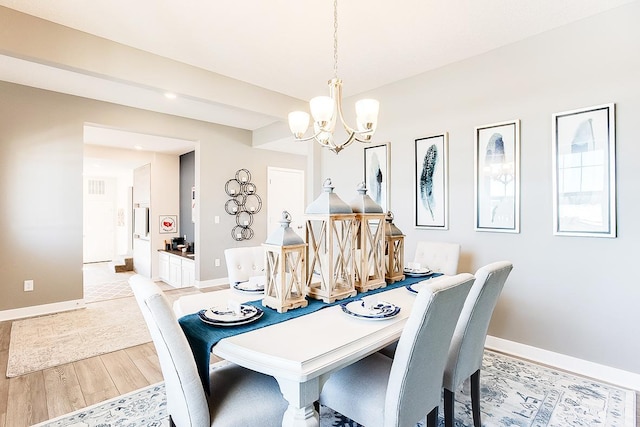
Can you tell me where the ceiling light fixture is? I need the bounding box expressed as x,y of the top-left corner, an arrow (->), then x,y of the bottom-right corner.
288,0 -> 379,154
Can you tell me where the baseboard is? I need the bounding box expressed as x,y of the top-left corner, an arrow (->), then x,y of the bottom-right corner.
486,335 -> 640,391
194,277 -> 229,289
0,299 -> 85,321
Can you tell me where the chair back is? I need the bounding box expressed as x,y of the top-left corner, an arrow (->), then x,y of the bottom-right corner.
130,275 -> 210,426
224,246 -> 265,284
413,241 -> 460,275
385,273 -> 475,426
443,261 -> 513,391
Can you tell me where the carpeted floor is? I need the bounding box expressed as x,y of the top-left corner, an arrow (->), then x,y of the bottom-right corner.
31,351 -> 635,427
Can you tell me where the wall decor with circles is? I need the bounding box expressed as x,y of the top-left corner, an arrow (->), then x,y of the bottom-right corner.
225,168 -> 262,241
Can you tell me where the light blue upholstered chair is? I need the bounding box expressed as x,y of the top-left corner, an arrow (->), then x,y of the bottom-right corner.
319,273 -> 475,427
130,275 -> 287,427
442,261 -> 513,427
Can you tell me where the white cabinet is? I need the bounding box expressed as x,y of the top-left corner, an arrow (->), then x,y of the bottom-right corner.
159,252 -> 170,283
181,258 -> 195,287
159,251 -> 195,288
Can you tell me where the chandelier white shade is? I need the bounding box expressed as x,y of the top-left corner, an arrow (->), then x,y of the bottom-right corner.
288,0 -> 380,154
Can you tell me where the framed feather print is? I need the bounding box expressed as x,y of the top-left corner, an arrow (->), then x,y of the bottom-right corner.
364,142 -> 390,211
415,133 -> 448,229
552,103 -> 616,237
474,120 -> 520,233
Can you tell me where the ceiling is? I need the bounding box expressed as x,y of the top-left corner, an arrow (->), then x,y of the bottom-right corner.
0,0 -> 635,153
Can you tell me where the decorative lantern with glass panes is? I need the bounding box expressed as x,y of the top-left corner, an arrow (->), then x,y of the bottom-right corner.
384,211 -> 405,284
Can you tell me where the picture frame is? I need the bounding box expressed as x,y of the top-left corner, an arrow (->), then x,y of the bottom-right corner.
474,120 -> 520,233
159,215 -> 177,234
414,133 -> 448,229
552,103 -> 616,237
364,142 -> 390,211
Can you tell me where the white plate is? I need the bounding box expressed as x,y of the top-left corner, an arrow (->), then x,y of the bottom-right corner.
201,304 -> 261,323
198,309 -> 263,327
233,281 -> 265,293
340,299 -> 400,320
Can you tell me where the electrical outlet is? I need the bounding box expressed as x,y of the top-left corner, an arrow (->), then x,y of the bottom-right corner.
214,216 -> 220,224
215,258 -> 220,267
24,280 -> 34,292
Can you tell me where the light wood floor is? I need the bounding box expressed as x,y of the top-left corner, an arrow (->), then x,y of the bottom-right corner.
0,298 -> 637,426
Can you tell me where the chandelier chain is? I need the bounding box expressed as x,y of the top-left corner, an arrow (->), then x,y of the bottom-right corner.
333,0 -> 338,79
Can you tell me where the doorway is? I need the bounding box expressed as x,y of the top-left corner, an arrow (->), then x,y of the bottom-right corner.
267,167 -> 306,239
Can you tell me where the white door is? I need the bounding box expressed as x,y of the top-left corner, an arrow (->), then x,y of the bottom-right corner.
267,167 -> 305,239
83,177 -> 116,263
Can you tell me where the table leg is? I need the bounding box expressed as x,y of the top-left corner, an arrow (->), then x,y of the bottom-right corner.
275,375 -> 329,427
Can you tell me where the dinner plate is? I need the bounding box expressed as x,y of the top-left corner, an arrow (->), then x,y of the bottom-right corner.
233,281 -> 265,293
198,309 -> 264,327
403,267 -> 433,277
200,304 -> 261,323
340,299 -> 400,320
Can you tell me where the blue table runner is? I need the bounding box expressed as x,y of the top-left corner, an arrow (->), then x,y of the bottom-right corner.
178,274 -> 440,391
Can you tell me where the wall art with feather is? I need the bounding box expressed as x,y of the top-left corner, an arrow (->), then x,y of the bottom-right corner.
552,103 -> 616,237
415,133 -> 448,229
474,120 -> 520,233
364,142 -> 390,212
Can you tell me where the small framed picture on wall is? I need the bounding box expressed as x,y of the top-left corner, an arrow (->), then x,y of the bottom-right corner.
364,142 -> 390,211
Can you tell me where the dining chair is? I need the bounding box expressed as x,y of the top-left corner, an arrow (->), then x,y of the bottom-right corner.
413,241 -> 461,275
223,246 -> 264,284
319,273 -> 475,427
442,261 -> 513,427
130,275 -> 287,427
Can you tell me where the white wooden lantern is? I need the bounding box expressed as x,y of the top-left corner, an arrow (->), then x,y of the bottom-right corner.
262,211 -> 308,313
350,183 -> 386,292
384,211 -> 405,284
305,179 -> 357,303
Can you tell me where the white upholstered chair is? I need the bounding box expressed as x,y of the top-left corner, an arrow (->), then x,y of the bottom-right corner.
223,246 -> 264,284
130,275 -> 287,427
443,261 -> 513,427
319,273 -> 475,427
413,241 -> 461,275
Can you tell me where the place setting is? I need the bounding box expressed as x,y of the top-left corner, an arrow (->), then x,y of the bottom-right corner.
403,261 -> 434,278
340,294 -> 400,320
198,299 -> 263,327
232,275 -> 266,294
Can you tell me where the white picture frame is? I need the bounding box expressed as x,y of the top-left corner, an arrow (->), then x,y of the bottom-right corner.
474,120 -> 520,233
552,103 -> 616,237
364,142 -> 390,211
415,133 -> 448,229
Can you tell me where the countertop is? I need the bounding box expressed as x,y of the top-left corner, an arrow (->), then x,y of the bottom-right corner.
159,249 -> 195,260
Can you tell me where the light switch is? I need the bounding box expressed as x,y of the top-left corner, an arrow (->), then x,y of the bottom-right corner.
214,215 -> 220,224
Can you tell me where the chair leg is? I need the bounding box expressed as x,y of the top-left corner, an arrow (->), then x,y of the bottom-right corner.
169,415 -> 176,427
444,388 -> 455,427
471,369 -> 482,427
426,406 -> 438,427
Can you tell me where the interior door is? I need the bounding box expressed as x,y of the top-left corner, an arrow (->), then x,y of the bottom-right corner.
267,167 -> 305,239
83,177 -> 116,263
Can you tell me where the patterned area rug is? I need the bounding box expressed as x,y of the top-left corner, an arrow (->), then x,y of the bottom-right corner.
32,351 -> 635,427
6,287 -> 193,377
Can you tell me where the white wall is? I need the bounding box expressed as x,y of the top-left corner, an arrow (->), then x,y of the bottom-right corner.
320,2 -> 640,373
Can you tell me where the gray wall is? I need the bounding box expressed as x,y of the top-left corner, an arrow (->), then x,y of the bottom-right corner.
320,2 -> 640,373
0,81 -> 306,311
180,151 -> 196,246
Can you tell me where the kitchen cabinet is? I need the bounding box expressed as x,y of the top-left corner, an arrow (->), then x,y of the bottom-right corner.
158,250 -> 195,288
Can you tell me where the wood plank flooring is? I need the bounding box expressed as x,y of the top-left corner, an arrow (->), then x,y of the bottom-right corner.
0,297 -> 637,426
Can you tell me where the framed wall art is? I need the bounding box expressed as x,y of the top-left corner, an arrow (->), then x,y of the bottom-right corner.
364,142 -> 390,211
552,103 -> 616,237
474,120 -> 520,233
415,133 -> 448,229
159,215 -> 177,234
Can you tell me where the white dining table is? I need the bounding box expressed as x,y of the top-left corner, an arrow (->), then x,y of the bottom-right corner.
174,285 -> 419,427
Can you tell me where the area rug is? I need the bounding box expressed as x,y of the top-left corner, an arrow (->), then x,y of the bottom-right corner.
31,350 -> 635,427
6,287 -> 198,378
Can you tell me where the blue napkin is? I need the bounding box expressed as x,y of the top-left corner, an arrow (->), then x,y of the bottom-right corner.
178,274 -> 440,391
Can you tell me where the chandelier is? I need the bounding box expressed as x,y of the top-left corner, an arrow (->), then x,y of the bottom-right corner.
288,0 -> 380,154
